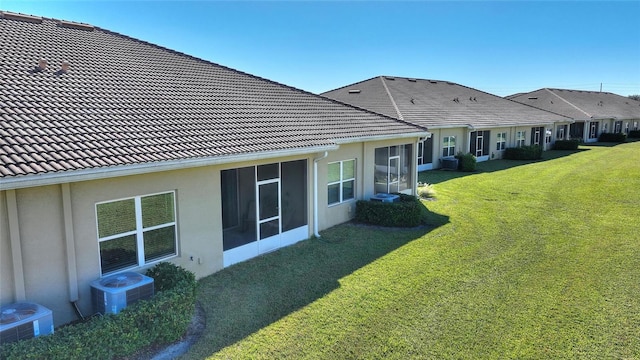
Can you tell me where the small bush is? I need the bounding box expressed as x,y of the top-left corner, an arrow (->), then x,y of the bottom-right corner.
598,132 -> 626,143
0,263 -> 197,360
629,130 -> 640,138
356,193 -> 429,227
454,152 -> 477,172
417,182 -> 436,199
553,139 -> 580,150
146,261 -> 196,292
504,145 -> 543,160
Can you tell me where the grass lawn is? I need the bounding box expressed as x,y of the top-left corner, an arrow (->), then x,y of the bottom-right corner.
185,142 -> 640,359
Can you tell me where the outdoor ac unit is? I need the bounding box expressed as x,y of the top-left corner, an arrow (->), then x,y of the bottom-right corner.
90,272 -> 154,315
0,302 -> 54,344
441,158 -> 459,170
370,193 -> 400,203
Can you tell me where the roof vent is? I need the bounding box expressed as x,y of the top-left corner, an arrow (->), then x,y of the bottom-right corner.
37,59 -> 47,71
429,80 -> 437,84
348,89 -> 361,94
1,11 -> 43,23
410,98 -> 415,104
473,97 -> 477,102
528,97 -> 538,100
384,76 -> 395,80
58,20 -> 94,31
407,78 -> 417,82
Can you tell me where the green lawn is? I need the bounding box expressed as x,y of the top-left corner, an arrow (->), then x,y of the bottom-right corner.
185,142 -> 640,359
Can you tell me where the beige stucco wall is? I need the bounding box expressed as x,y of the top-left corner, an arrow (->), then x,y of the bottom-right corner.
0,138 -> 424,326
428,127 -> 468,167
1,166 -> 225,326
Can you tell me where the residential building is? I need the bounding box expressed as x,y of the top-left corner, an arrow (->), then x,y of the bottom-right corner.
322,76 -> 571,170
0,12 -> 428,326
507,89 -> 640,142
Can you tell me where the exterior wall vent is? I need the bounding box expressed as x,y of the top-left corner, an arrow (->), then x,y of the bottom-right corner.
58,20 -> 94,31
1,11 -> 43,23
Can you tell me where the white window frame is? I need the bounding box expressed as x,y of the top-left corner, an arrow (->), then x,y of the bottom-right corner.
614,121 -> 622,133
516,131 -> 526,147
96,191 -> 177,275
442,136 -> 456,157
327,159 -> 356,206
496,132 -> 506,151
417,141 -> 424,165
589,122 -> 598,139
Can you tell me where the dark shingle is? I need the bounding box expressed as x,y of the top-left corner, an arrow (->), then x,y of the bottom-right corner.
508,88 -> 640,120
0,13 -> 427,180
322,76 -> 570,128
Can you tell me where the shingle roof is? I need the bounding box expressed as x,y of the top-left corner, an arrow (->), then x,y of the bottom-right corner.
0,12 -> 427,181
321,76 -> 570,128
507,88 -> 640,120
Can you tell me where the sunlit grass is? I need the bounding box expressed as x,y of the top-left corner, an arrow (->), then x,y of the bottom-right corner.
185,142 -> 640,359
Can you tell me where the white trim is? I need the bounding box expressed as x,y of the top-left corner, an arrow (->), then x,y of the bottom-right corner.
96,191 -> 177,275
327,159 -> 356,205
0,145 -> 338,191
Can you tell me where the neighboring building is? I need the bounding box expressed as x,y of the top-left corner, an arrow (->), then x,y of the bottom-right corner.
0,12 -> 429,326
507,88 -> 640,142
322,76 -> 572,170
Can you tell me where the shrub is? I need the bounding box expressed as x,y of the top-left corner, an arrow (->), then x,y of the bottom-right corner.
504,145 -> 543,160
629,130 -> 640,138
146,261 -> 196,292
553,139 -> 580,150
417,182 -> 436,199
0,263 -> 197,360
454,152 -> 477,172
598,132 -> 626,143
356,193 -> 429,227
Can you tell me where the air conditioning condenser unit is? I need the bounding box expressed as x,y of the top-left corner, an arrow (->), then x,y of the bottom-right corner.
91,272 -> 154,315
370,193 -> 400,203
0,302 -> 54,344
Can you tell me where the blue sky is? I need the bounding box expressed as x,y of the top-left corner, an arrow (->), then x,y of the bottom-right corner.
3,1 -> 640,97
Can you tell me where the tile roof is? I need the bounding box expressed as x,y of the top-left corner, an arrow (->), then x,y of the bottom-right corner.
321,76 -> 570,129
507,88 -> 640,120
0,12 -> 427,182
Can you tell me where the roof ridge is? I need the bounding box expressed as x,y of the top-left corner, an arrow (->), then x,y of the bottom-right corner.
544,88 -> 592,118
379,76 -> 404,120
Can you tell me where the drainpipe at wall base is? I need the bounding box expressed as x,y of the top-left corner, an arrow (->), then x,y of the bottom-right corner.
313,151 -> 329,238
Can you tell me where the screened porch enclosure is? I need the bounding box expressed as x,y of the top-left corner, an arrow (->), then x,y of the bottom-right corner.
221,160 -> 308,266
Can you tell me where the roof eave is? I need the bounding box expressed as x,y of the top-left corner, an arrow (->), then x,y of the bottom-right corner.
0,144 -> 339,191
334,131 -> 431,144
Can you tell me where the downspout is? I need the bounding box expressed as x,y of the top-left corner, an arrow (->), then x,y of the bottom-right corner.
6,190 -> 26,301
313,151 -> 329,238
61,184 -> 84,320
